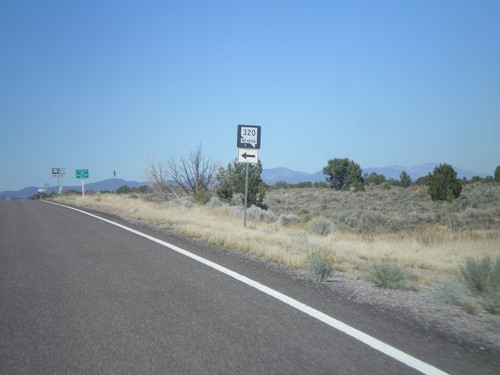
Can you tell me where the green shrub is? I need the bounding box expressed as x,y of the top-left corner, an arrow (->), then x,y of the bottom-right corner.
116,185 -> 132,194
428,163 -> 462,202
381,182 -> 391,190
400,171 -> 411,188
307,217 -> 333,236
459,256 -> 497,294
492,257 -> 500,287
194,189 -> 213,205
429,282 -> 464,305
367,261 -> 408,289
481,291 -> 500,315
305,251 -> 334,282
460,256 -> 500,315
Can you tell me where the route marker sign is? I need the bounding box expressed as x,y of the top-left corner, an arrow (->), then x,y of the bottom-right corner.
236,124 -> 262,228
52,168 -> 65,196
237,125 -> 261,149
238,148 -> 259,164
52,168 -> 65,177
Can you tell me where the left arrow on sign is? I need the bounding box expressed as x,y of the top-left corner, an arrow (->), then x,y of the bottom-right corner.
242,152 -> 255,159
238,148 -> 259,163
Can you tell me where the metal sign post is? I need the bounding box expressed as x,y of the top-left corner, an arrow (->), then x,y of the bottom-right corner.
237,125 -> 261,227
243,163 -> 249,227
52,168 -> 65,196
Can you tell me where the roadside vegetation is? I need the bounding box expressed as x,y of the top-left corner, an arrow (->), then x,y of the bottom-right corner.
51,153 -> 500,316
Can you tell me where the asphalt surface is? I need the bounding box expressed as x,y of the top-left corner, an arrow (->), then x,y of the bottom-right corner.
0,200 -> 498,374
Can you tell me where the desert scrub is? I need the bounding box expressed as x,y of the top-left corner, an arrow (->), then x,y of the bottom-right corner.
278,213 -> 301,226
460,256 -> 500,294
307,217 -> 333,236
460,255 -> 500,314
428,282 -> 464,306
367,261 -> 408,289
481,291 -> 500,315
206,196 -> 226,208
264,184 -> 500,233
305,250 -> 334,282
246,205 -> 277,223
291,234 -> 309,246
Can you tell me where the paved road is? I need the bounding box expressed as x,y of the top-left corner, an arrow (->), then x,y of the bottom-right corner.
0,201 -> 498,374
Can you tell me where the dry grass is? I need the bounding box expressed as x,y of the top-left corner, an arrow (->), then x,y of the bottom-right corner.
54,183 -> 500,289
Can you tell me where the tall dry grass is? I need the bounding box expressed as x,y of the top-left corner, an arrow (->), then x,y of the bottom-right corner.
54,185 -> 500,288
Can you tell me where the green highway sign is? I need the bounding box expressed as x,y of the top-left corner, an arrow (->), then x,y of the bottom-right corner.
76,169 -> 89,179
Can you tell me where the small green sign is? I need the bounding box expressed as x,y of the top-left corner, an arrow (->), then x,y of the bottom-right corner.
76,169 -> 89,179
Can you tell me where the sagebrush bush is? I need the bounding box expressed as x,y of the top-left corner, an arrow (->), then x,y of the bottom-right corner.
246,205 -> 277,222
278,214 -> 301,226
206,196 -> 225,208
460,256 -> 500,315
481,291 -> 500,315
428,282 -> 464,305
194,189 -> 213,204
265,184 -> 500,233
307,217 -> 333,236
460,256 -> 497,294
367,261 -> 408,289
165,196 -> 194,210
292,235 -> 309,246
305,251 -> 334,282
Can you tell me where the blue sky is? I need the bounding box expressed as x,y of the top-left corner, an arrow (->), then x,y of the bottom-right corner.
1,0 -> 498,191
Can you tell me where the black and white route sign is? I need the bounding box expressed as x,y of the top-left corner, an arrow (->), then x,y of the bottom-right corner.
236,124 -> 262,227
237,125 -> 261,149
238,148 -> 259,164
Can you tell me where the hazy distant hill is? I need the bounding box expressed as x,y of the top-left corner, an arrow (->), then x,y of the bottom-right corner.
262,163 -> 487,186
261,168 -> 324,185
80,179 -> 144,192
0,179 -> 144,200
261,168 -> 318,185
363,163 -> 487,181
0,186 -> 42,200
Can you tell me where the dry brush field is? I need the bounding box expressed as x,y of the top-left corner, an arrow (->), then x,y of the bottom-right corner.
56,183 -> 499,287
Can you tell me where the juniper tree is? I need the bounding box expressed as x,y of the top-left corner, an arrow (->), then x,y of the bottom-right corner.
428,163 -> 462,202
323,158 -> 364,191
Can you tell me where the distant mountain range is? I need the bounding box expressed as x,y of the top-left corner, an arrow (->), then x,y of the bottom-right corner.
0,164 -> 489,199
0,179 -> 144,200
261,163 -> 488,186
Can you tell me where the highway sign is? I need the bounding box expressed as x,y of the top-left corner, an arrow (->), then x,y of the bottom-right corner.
237,125 -> 261,149
52,168 -> 65,176
238,148 -> 259,164
76,169 -> 89,179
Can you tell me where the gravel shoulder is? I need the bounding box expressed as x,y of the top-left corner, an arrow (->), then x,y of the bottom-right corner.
326,270 -> 500,354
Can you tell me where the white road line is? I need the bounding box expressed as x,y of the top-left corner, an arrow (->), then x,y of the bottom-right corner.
45,201 -> 448,375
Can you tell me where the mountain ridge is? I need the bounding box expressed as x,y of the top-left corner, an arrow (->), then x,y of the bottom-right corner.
262,163 -> 488,185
